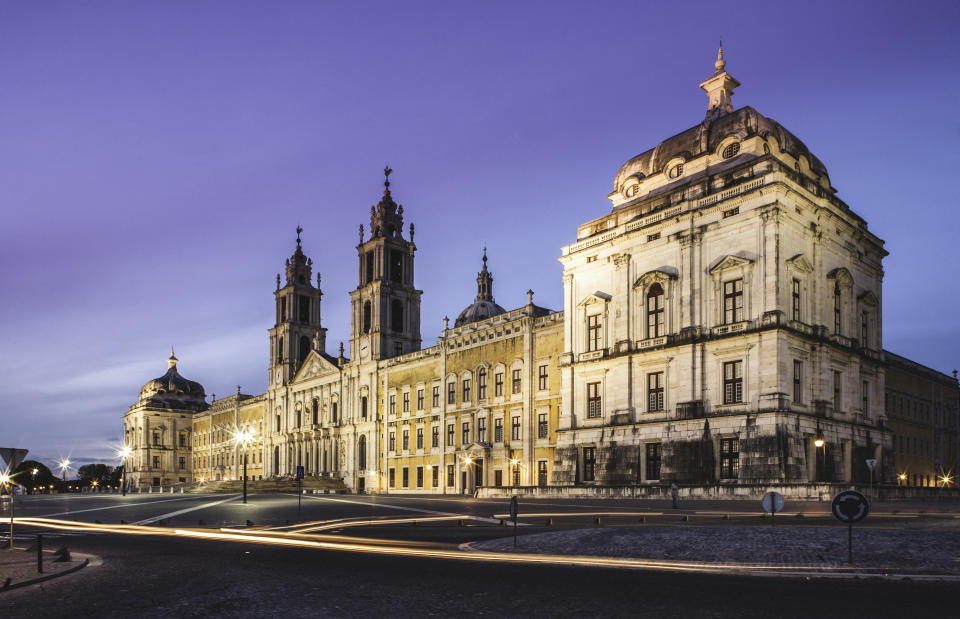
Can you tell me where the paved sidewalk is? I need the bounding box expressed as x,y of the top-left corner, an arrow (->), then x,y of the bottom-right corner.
0,546 -> 90,592
472,525 -> 960,578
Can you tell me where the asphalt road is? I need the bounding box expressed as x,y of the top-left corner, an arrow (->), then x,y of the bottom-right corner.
2,493 -> 958,617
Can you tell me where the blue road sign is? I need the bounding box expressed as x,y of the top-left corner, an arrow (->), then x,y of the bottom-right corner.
296,466 -> 304,480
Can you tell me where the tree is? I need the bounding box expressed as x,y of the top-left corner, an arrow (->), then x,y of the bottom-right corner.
13,460 -> 57,491
77,463 -> 112,486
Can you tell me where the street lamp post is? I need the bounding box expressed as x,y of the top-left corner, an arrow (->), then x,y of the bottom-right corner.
234,428 -> 255,504
814,437 -> 825,482
57,459 -> 70,483
119,446 -> 132,496
0,472 -> 13,549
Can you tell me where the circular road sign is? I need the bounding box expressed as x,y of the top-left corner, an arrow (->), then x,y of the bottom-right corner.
761,491 -> 784,514
831,490 -> 870,524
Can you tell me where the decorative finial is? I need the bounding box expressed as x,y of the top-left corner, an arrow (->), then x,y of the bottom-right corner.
715,40 -> 725,73
237,385 -> 241,394
170,346 -> 176,358
443,316 -> 449,330
527,289 -> 534,304
482,246 -> 488,266
409,223 -> 415,243
359,224 -> 364,244
168,347 -> 178,369
339,341 -> 344,357
954,369 -> 958,381
384,165 -> 393,189
211,393 -> 215,402
276,273 -> 281,290
296,225 -> 303,246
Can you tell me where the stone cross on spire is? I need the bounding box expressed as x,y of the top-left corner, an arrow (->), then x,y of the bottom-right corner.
699,42 -> 740,121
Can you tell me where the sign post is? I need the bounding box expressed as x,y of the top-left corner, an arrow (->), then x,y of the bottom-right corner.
509,496 -> 519,547
0,448 -> 27,549
296,465 -> 305,516
761,491 -> 784,526
831,490 -> 869,563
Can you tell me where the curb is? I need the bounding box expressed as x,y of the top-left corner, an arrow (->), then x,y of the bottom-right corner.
0,557 -> 90,593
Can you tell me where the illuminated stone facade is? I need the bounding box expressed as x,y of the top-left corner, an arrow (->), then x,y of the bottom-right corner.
124,48 -> 958,494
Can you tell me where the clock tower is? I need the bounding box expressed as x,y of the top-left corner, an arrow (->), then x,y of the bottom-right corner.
269,227 -> 326,388
349,167 -> 422,363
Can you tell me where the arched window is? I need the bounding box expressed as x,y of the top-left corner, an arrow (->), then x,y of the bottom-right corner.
358,435 -> 367,470
361,396 -> 368,419
273,446 -> 279,474
647,283 -> 665,338
298,335 -> 310,367
362,301 -> 372,334
833,282 -> 842,334
277,337 -> 283,364
312,399 -> 319,425
391,299 -> 403,332
295,408 -> 301,428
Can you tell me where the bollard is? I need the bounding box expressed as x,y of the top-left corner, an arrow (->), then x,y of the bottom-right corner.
546,518 -> 553,527
639,516 -> 646,524
682,514 -> 689,522
458,519 -> 464,527
37,534 -> 43,574
500,519 -> 506,527
723,514 -> 730,520
594,517 -> 601,526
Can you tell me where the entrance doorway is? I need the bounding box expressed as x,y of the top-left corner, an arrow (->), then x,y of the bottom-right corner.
358,477 -> 365,494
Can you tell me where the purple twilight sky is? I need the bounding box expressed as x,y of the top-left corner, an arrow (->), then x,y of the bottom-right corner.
1,1 -> 958,473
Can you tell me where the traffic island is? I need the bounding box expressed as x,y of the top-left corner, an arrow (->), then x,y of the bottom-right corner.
0,547 -> 91,592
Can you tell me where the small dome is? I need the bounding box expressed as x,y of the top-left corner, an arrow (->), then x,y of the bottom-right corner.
454,250 -> 507,328
455,299 -> 506,328
136,351 -> 207,412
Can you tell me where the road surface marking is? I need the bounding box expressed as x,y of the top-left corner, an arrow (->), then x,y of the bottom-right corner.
132,495 -> 240,525
31,495 -> 205,518
292,494 -> 510,525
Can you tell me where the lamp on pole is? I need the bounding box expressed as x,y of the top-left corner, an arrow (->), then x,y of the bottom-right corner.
0,472 -> 13,549
234,428 -> 255,504
57,459 -> 71,483
814,436 -> 825,482
118,446 -> 132,496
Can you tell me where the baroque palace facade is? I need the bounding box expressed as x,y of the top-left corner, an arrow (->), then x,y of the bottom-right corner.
123,49 -> 959,493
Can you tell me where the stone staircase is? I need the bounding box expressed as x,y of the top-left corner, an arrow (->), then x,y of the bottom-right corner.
187,476 -> 348,495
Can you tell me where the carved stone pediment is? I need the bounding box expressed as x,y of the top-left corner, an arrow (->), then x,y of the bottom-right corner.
827,267 -> 854,287
292,350 -> 341,383
576,291 -> 612,307
857,290 -> 879,306
785,253 -> 813,273
633,267 -> 678,289
709,254 -> 753,274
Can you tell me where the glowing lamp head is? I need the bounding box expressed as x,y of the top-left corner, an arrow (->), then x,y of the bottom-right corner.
814,438 -> 824,448
464,457 -> 472,464
32,468 -> 38,475
0,473 -> 9,484
898,473 -> 907,481
510,459 -> 520,465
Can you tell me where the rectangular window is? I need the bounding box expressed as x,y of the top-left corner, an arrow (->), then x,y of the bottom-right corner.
587,382 -> 602,418
417,388 -> 424,411
402,430 -> 409,451
332,402 -> 338,423
416,427 -> 424,450
723,279 -> 743,324
432,466 -> 439,487
538,365 -> 549,390
365,251 -> 374,283
583,447 -> 596,482
512,463 -> 521,486
494,418 -> 503,443
462,422 -> 470,445
793,360 -> 803,404
431,425 -> 439,448
416,466 -> 423,488
389,395 -> 396,416
447,423 -> 454,446
299,295 -> 310,323
462,378 -> 471,402
478,418 -> 487,443
178,457 -> 185,470
389,468 -> 395,487
360,397 -> 366,419
861,312 -> 869,348
447,382 -> 456,405
834,283 -> 842,334
402,392 -> 409,413
538,413 -> 548,439
152,456 -> 160,469
402,467 -> 409,488
389,432 -> 396,452
390,250 -> 403,283
723,361 -> 743,404
153,432 -> 161,446
432,385 -> 440,408
495,372 -> 504,397
862,381 -> 869,415
478,370 -> 488,399
538,461 -> 548,487
511,415 -> 521,440
647,372 -> 664,411
791,279 -> 801,321
719,438 -> 739,479
179,434 -> 186,448
646,443 -> 661,480
587,314 -> 602,351
495,470 -> 503,487
833,371 -> 842,411
447,464 -> 455,487
511,369 -> 522,394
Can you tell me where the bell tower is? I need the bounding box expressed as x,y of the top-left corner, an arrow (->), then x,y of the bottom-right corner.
349,167 -> 422,363
269,226 -> 326,388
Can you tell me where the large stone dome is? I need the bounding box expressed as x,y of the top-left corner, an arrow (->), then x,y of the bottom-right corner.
613,106 -> 828,193
136,351 -> 207,412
